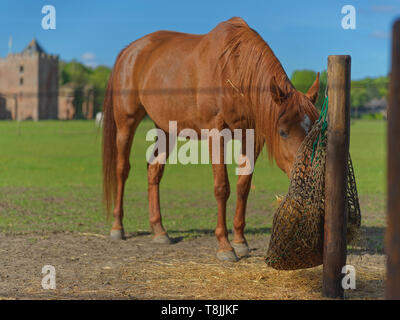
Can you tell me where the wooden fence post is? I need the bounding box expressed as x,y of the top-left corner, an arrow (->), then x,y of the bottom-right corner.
386,19 -> 400,300
322,55 -> 351,298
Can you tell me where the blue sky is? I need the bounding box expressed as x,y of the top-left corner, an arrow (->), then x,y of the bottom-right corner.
0,0 -> 398,79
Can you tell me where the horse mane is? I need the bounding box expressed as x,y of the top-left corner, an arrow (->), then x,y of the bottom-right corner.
216,17 -> 318,159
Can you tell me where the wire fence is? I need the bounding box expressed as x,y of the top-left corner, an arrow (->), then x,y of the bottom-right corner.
0,82 -> 389,121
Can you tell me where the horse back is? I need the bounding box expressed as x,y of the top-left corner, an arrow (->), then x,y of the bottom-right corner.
112,18 -> 250,132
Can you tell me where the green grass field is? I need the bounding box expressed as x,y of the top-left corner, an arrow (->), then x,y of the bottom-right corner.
0,119 -> 387,248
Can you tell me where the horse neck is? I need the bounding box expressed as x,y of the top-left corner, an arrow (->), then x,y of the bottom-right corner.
244,51 -> 294,157
218,28 -> 294,153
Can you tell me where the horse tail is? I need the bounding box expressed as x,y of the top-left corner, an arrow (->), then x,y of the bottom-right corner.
102,70 -> 117,219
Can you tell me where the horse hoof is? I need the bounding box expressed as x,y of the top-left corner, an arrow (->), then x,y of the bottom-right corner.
110,229 -> 125,240
216,250 -> 239,262
232,242 -> 250,257
152,233 -> 172,244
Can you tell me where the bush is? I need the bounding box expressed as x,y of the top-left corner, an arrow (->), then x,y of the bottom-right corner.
360,112 -> 385,120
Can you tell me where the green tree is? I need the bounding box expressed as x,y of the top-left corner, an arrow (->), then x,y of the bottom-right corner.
291,70 -> 317,94
373,76 -> 389,98
291,69 -> 327,109
291,69 -> 389,114
315,70 -> 327,109
350,76 -> 389,109
59,60 -> 112,118
60,60 -> 92,87
89,66 -> 112,114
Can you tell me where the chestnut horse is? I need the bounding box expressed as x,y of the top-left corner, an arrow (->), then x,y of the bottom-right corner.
102,17 -> 319,261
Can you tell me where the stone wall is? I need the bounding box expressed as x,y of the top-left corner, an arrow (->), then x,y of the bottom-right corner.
58,84 -> 75,120
0,53 -> 39,120
0,47 -> 59,120
38,53 -> 58,119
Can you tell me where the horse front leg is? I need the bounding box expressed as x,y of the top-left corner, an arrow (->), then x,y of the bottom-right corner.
232,173 -> 253,257
232,138 -> 260,257
209,136 -> 238,262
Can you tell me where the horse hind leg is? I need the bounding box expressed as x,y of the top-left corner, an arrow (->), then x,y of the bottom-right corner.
110,107 -> 145,240
147,129 -> 172,244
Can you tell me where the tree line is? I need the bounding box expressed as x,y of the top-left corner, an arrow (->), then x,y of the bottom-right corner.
59,60 -> 111,118
291,69 -> 389,110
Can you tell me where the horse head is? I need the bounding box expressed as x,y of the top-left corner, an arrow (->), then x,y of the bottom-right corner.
269,73 -> 320,177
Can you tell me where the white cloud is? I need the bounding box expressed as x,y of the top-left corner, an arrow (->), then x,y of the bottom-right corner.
81,52 -> 98,68
359,5 -> 400,16
81,52 -> 96,60
371,5 -> 400,13
370,31 -> 391,39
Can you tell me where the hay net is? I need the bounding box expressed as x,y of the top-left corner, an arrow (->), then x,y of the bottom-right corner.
265,97 -> 361,270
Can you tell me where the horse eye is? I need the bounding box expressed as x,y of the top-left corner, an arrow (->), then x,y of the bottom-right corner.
279,129 -> 288,138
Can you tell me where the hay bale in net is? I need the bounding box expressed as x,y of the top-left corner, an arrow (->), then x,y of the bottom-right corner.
265,113 -> 361,270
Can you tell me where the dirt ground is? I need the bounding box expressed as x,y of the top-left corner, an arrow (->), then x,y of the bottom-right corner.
0,231 -> 385,300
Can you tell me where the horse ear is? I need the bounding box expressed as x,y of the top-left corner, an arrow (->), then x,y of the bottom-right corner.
306,72 -> 320,104
270,76 -> 286,104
